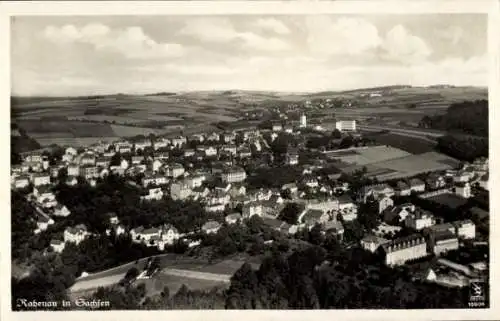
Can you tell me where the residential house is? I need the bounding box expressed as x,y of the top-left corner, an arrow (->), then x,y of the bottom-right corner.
153,138 -> 169,150
242,202 -> 263,218
184,149 -> 196,157
79,165 -> 99,180
221,166 -> 246,183
160,224 -> 180,248
453,220 -> 476,239
426,174 -> 446,190
35,215 -> 54,234
361,235 -> 390,253
24,152 -> 43,163
131,156 -> 144,165
166,163 -> 185,178
360,184 -> 395,203
80,153 -> 96,166
286,150 -> 299,166
404,209 -> 435,230
170,182 -> 192,200
221,132 -> 236,143
229,184 -> 246,198
377,195 -> 394,214
53,204 -> 71,217
302,175 -> 319,188
384,203 -> 415,224
64,224 -> 90,245
34,185 -> 56,204
131,226 -> 161,244
120,159 -> 130,169
95,156 -> 111,168
455,182 -> 472,198
13,175 -> 30,189
68,164 -> 80,177
394,181 -> 411,196
32,173 -> 51,187
432,232 -> 459,256
238,147 -> 252,159
225,213 -> 243,225
272,123 -> 283,132
478,174 -> 489,190
66,176 -> 78,186
409,178 -> 426,193
381,234 -> 428,266
141,187 -> 164,201
202,220 -> 221,234
142,173 -> 168,187
221,144 -> 237,156
324,220 -> 345,241
65,147 -> 78,156
134,140 -> 152,151
199,146 -> 218,157
50,239 -> 65,253
185,175 -> 206,189
205,203 -> 226,213
337,195 -> 358,221
301,209 -> 329,228
171,136 -> 187,148
282,183 -> 298,195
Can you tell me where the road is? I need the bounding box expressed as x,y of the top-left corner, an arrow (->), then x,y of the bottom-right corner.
358,125 -> 439,143
358,124 -> 445,138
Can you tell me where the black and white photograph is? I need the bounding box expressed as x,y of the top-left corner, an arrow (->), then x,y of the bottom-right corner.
2,0 -> 498,318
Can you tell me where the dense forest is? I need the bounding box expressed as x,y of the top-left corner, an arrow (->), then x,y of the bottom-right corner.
436,135 -> 488,162
225,246 -> 469,309
419,100 -> 488,137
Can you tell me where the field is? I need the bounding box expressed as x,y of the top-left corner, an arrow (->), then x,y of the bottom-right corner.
335,146 -> 460,181
427,193 -> 469,209
11,86 -> 486,148
324,146 -> 411,165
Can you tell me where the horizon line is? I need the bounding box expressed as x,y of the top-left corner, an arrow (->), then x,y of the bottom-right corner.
11,84 -> 488,99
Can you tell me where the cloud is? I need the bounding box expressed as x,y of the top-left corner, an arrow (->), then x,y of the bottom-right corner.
178,17 -> 291,52
437,25 -> 464,45
381,25 -> 432,64
254,18 -> 290,35
43,23 -> 184,59
306,16 -> 382,56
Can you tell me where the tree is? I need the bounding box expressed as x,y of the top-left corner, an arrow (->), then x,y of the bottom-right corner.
278,203 -> 302,225
331,129 -> 342,139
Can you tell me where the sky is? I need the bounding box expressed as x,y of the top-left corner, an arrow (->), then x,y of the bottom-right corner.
11,14 -> 487,96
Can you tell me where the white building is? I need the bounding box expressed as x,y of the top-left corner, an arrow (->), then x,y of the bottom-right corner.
50,239 -> 66,253
68,164 -> 80,177
335,120 -> 357,132
32,173 -> 51,187
64,224 -> 90,245
382,235 -> 428,266
453,220 -> 476,239
242,202 -> 263,218
202,220 -> 221,234
221,167 -> 247,183
404,210 -> 435,230
170,182 -> 192,200
455,182 -> 472,198
300,113 -> 307,128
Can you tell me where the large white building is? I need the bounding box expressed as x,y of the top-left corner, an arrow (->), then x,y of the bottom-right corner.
335,120 -> 357,132
381,234 -> 428,266
300,113 -> 307,128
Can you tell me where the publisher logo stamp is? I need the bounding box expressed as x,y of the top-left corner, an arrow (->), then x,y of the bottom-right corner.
468,281 -> 486,308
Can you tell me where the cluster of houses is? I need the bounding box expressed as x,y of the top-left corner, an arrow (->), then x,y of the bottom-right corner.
12,123 -> 488,281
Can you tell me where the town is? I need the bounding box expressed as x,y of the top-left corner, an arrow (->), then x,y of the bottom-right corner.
11,100 -> 489,309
